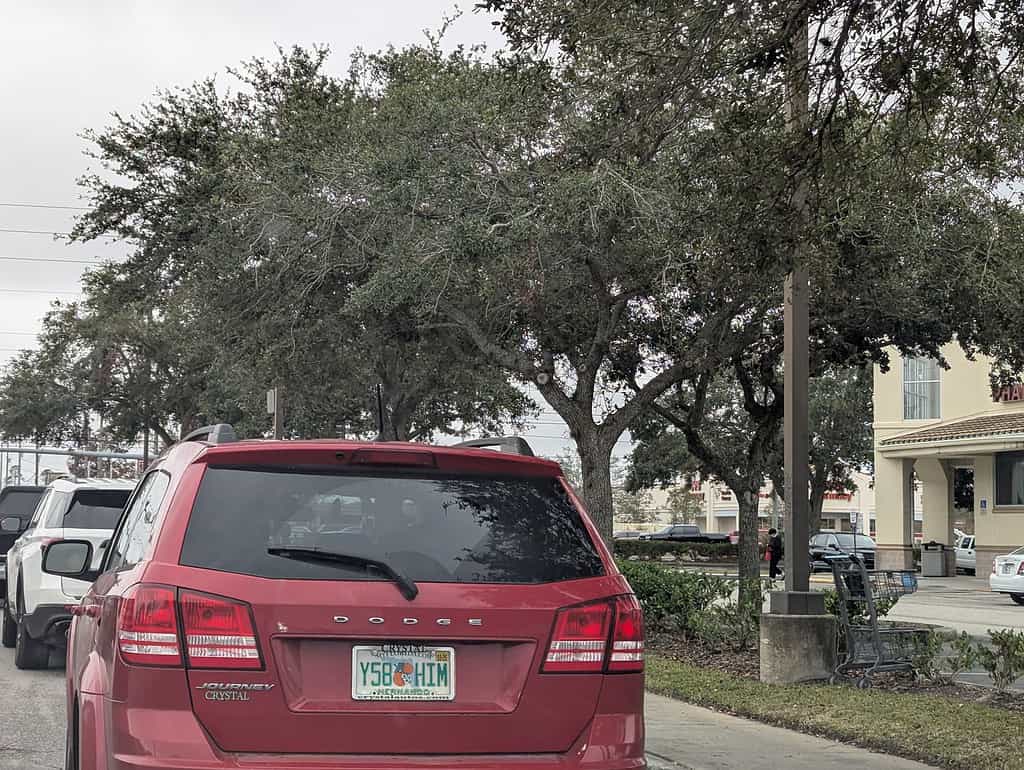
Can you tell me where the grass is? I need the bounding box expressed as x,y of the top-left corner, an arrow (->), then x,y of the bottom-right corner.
646,654 -> 1024,770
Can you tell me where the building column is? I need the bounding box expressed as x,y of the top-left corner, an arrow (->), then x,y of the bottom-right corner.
874,455 -> 915,570
973,455 -> 1000,576
917,458 -> 956,574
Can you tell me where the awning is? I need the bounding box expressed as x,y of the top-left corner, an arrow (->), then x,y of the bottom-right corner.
880,411 -> 1024,455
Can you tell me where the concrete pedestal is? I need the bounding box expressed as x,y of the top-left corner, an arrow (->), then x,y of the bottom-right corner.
760,613 -> 836,684
875,544 -> 915,571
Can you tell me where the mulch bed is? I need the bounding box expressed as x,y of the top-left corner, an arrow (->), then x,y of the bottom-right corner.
648,633 -> 1024,713
648,633 -> 760,680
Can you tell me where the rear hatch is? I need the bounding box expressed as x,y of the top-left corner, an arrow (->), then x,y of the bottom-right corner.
58,488 -> 130,598
171,457 -> 631,755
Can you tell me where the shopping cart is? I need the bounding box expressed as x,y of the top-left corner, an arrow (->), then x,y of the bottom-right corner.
828,553 -> 925,688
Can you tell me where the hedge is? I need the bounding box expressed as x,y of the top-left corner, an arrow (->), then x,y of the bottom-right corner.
613,538 -> 738,561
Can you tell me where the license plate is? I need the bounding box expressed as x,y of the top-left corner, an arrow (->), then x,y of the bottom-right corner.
352,645 -> 455,701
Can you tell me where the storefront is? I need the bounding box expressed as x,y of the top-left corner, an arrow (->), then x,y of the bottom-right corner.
874,345 -> 1024,572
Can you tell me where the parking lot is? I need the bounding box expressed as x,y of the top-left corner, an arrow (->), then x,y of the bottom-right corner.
0,646 -> 64,769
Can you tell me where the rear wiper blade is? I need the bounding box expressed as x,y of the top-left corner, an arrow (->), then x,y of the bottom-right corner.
267,546 -> 419,601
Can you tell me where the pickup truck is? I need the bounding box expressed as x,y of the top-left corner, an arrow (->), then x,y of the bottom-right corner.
638,524 -> 730,543
956,535 -> 976,574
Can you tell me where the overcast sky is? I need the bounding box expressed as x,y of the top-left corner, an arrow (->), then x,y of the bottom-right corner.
0,2 -> 633,465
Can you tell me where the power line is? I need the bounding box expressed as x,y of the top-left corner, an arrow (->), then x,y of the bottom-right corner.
0,228 -> 70,237
0,287 -> 81,295
0,255 -> 102,265
0,202 -> 88,211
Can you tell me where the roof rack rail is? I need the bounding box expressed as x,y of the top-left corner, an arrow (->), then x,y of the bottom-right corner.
181,423 -> 238,445
452,437 -> 535,457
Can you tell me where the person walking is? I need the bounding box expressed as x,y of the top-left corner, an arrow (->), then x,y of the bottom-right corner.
768,528 -> 783,580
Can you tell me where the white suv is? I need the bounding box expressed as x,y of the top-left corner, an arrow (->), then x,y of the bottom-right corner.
3,477 -> 135,669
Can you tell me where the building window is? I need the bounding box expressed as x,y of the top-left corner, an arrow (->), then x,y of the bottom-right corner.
903,356 -> 940,420
995,452 -> 1024,507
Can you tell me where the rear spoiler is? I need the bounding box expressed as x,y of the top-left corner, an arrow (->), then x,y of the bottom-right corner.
451,437 -> 535,457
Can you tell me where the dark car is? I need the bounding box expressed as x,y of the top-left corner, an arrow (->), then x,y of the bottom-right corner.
639,524 -> 729,543
0,485 -> 44,598
810,531 -> 876,571
47,427 -> 645,769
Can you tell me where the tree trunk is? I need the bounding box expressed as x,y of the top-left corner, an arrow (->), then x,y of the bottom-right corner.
809,470 -> 828,528
735,484 -> 762,611
577,434 -> 615,543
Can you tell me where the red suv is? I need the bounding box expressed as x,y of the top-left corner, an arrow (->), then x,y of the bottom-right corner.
44,426 -> 645,770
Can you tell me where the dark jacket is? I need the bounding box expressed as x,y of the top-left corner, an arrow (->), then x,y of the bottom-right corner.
769,534 -> 783,560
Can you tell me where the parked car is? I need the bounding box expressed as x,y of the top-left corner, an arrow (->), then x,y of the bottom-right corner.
613,530 -> 642,540
0,485 -> 44,599
956,535 -> 976,574
48,426 -> 645,769
809,531 -> 877,571
3,477 -> 135,669
728,529 -> 739,545
639,524 -> 730,543
989,546 -> 1024,605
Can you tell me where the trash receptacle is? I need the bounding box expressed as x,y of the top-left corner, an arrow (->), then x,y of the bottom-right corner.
921,541 -> 948,577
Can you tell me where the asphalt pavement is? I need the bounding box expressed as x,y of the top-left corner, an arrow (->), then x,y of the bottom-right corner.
0,648 -> 65,769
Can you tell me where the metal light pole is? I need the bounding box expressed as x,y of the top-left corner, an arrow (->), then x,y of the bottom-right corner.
782,268 -> 811,595
768,2 -> 824,617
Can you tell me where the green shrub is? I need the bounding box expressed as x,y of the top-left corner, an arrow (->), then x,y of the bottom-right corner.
614,539 -> 738,562
977,629 -> 1024,693
912,630 -> 945,682
689,578 -> 766,652
616,559 -> 730,632
947,631 -> 979,682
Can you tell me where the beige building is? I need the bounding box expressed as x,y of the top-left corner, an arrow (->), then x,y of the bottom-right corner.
874,344 -> 1024,572
632,470 -> 887,536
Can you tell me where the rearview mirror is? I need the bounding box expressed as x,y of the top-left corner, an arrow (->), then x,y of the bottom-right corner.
0,517 -> 21,532
42,540 -> 95,580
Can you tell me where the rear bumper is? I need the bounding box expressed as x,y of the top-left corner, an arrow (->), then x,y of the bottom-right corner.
23,603 -> 71,644
989,574 -> 1024,594
101,697 -> 645,770
112,756 -> 647,770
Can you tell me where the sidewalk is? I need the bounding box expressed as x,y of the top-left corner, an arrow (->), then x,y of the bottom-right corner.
644,693 -> 931,770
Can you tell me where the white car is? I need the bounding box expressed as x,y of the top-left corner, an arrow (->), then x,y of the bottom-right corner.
989,546 -> 1024,606
3,477 -> 135,669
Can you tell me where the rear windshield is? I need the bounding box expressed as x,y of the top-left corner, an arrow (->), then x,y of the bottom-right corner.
180,467 -> 605,584
836,534 -> 875,549
0,490 -> 43,519
61,490 -> 131,530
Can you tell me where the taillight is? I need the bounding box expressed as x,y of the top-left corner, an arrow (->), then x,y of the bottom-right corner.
543,600 -> 612,672
116,585 -> 262,670
181,590 -> 261,669
118,584 -> 181,667
542,595 -> 645,674
1017,562 -> 1024,576
608,594 -> 645,673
